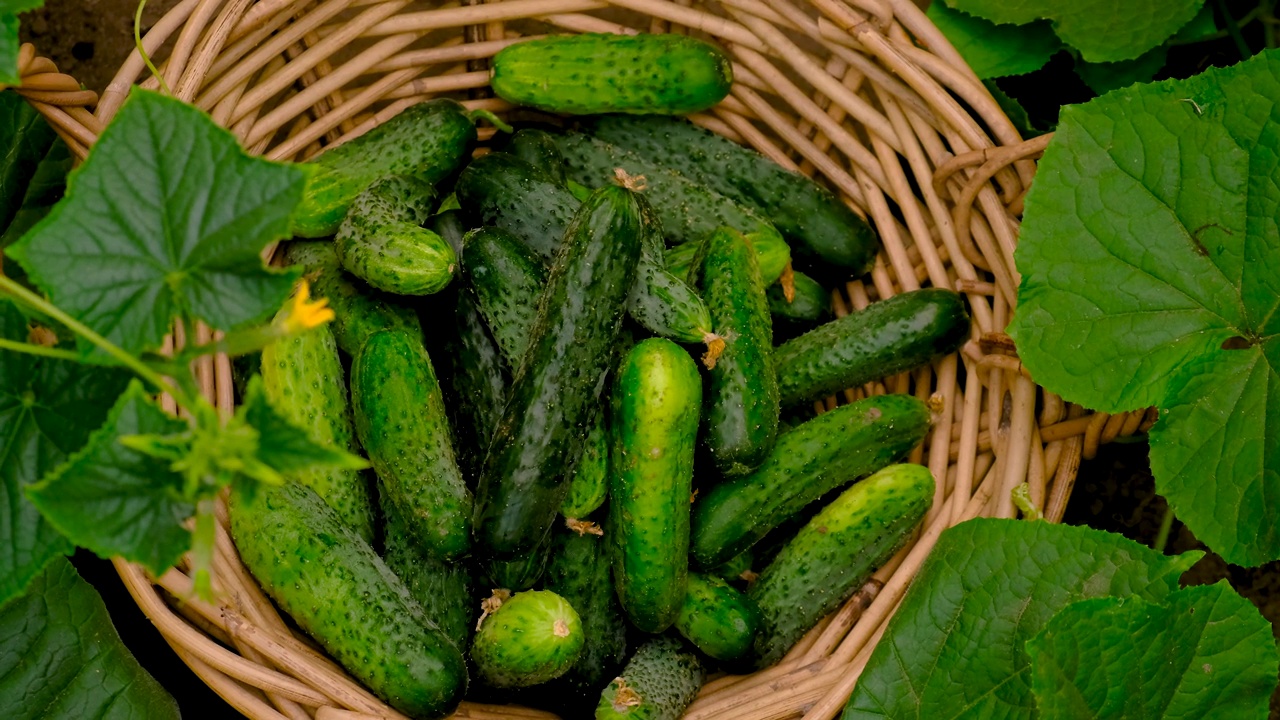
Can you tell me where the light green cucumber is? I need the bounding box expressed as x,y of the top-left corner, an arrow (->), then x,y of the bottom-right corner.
335,175 -> 456,296
628,195 -> 718,349
675,573 -> 761,663
471,590 -> 584,689
666,230 -> 789,288
596,637 -> 704,720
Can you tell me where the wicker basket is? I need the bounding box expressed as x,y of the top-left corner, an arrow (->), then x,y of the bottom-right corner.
8,0 -> 1156,717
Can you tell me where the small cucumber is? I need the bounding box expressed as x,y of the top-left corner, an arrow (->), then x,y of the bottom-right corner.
581,114 -> 878,274
260,318 -> 374,542
473,185 -> 643,560
775,288 -> 970,408
699,226 -> 779,476
596,637 -> 704,720
628,195 -> 718,349
295,99 -> 476,238
462,226 -> 548,364
492,34 -> 732,115
507,128 -> 569,185
767,269 -> 831,333
690,393 -> 930,568
675,573 -> 761,663
229,482 -> 467,717
382,498 -> 474,652
455,152 -> 579,262
351,329 -> 472,559
335,175 -> 456,296
471,590 -> 584,689
665,229 -> 789,289
609,338 -> 701,633
561,406 -> 610,520
749,464 -> 934,666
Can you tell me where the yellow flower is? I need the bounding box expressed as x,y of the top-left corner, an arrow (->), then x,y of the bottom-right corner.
282,279 -> 334,333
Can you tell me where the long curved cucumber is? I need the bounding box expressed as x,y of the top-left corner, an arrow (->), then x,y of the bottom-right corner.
335,175 -> 455,296
381,498 -> 474,652
455,152 -> 579,262
471,590 -> 584,689
675,573 -> 761,663
596,637 -> 704,720
463,225 -> 548,364
690,393 -> 930,568
749,464 -> 934,666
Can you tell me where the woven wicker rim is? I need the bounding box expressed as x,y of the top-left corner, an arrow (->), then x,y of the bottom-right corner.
6,1 -> 1154,718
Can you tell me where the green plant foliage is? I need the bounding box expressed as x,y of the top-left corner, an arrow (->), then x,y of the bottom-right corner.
0,90 -> 55,232
0,2 -> 43,86
928,4 -> 1061,79
1074,46 -> 1168,95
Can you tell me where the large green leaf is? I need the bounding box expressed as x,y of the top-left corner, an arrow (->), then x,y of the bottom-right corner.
1028,582 -> 1278,719
1074,46 -> 1168,96
239,373 -> 368,476
1009,50 -> 1280,565
928,4 -> 1061,79
0,556 -> 179,719
0,2 -> 43,86
945,0 -> 1205,63
0,89 -> 56,232
0,300 -> 128,605
7,88 -> 306,357
842,519 -> 1201,720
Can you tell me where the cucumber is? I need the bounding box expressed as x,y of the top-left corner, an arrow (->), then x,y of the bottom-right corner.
709,548 -> 754,585
690,393 -> 930,568
749,463 -> 933,666
492,33 -> 732,115
473,185 -> 643,559
596,637 -> 704,720
436,291 -> 508,484
581,114 -> 878,274
471,590 -> 584,689
561,406 -> 610,520
507,128 -> 569,185
351,329 -> 472,559
463,226 -> 548,364
675,573 -> 761,663
381,497 -> 474,652
767,269 -> 831,333
698,226 -> 779,476
260,318 -> 374,542
295,98 -> 477,238
229,482 -> 467,717
455,152 -> 579,262
283,241 -> 422,356
335,175 -> 456,296
568,179 -> 594,202
483,532 -> 552,592
628,196 -> 718,349
666,229 -> 791,294
775,288 -> 970,408
608,338 -> 701,633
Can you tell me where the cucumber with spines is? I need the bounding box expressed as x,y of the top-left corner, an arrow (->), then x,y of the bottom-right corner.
560,406 -> 610,520
767,269 -> 831,335
627,195 -> 720,352
595,637 -> 704,720
335,175 -> 456,296
455,152 -> 579,262
675,573 -> 761,663
507,128 -> 569,185
381,497 -> 474,651
471,590 -> 584,689
463,226 -> 548,364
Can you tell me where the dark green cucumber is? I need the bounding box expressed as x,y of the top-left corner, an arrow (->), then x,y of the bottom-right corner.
455,152 -> 579,262
596,637 -> 704,720
628,196 -> 717,348
507,128 -> 569,185
473,185 -> 643,559
709,549 -> 754,585
335,174 -> 455,295
690,393 -> 930,568
283,241 -> 422,356
581,114 -> 878,273
767,269 -> 831,331
382,497 -> 474,652
471,590 -> 584,689
351,329 -> 472,559
295,99 -> 477,238
609,338 -> 702,633
492,33 -> 732,115
483,531 -> 552,592
561,406 -> 610,519
675,573 -> 761,662
437,291 -> 508,484
699,226 -> 779,476
775,288 -> 970,408
229,482 -> 467,717
463,226 -> 548,364
750,463 -> 933,666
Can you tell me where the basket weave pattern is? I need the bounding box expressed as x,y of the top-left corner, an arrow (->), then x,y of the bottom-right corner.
8,1 -> 1154,718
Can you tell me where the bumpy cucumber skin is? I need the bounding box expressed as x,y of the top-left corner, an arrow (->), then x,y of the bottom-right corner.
507,129 -> 569,185
595,637 -> 705,720
283,241 -> 422,356
542,528 -> 628,701
483,531 -> 551,591
667,230 -> 789,289
675,573 -> 761,662
775,289 -> 970,408
229,482 -> 467,717
471,590 -> 584,689
609,338 -> 702,633
709,548 -> 754,585
463,226 -> 548,364
351,330 -> 472,559
260,320 -> 374,542
582,114 -> 878,274
335,175 -> 456,296
381,497 -> 474,652
560,406 -> 610,519
690,393 -> 930,568
768,270 -> 831,328
295,99 -> 476,238
628,197 -> 714,345
492,34 -> 732,115
455,152 -> 579,262
473,186 -> 643,560
699,227 -> 779,477
750,464 -> 934,666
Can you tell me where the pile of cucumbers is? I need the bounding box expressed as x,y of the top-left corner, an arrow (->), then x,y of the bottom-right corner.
230,33 -> 971,720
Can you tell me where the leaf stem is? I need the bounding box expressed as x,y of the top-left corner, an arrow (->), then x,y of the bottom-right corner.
0,337 -> 90,363
1153,503 -> 1176,553
1216,0 -> 1254,60
134,0 -> 173,97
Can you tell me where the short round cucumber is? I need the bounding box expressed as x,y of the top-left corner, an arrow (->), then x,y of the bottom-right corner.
596,637 -> 704,720
561,406 -> 610,520
471,590 -> 584,689
492,33 -> 732,115
609,338 -> 702,633
675,573 -> 761,662
749,463 -> 934,666
768,269 -> 831,332
335,175 -> 456,296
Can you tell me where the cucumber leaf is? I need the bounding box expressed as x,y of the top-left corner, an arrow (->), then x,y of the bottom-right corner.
7,88 -> 306,358
1073,46 -> 1168,95
0,90 -> 56,232
842,518 -> 1202,720
944,0 -> 1205,64
927,4 -> 1061,79
1027,582 -> 1278,719
0,556 -> 179,720
1009,49 -> 1280,566
0,2 -> 42,86
239,373 -> 368,475
0,300 -> 128,605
